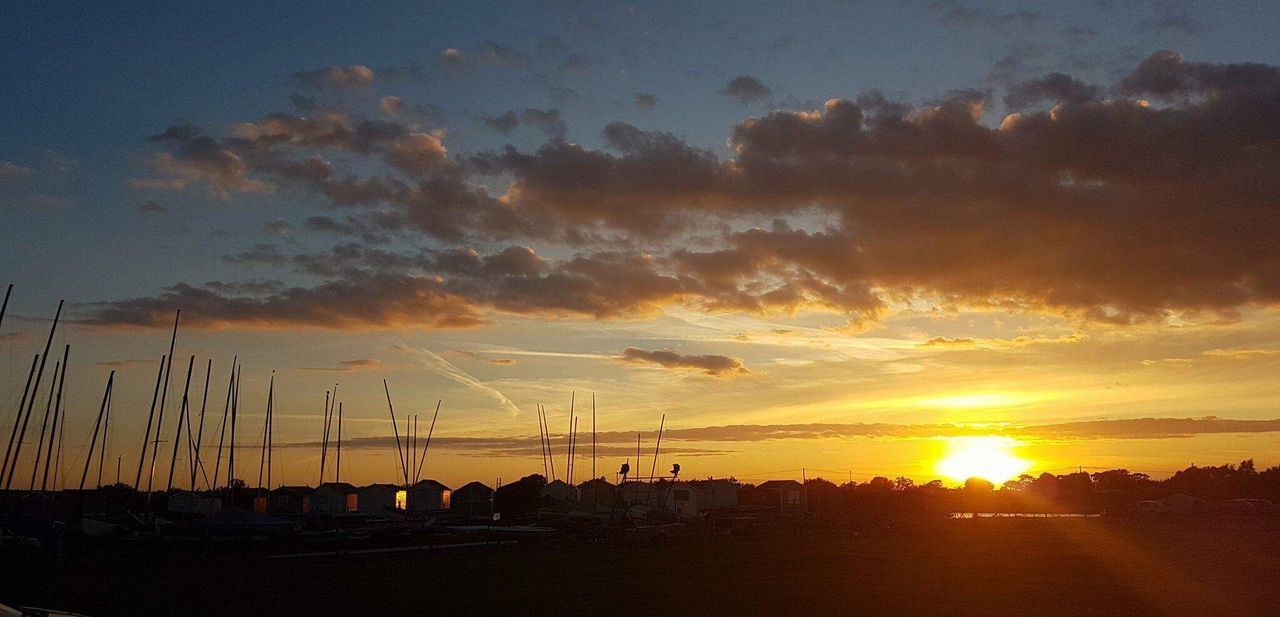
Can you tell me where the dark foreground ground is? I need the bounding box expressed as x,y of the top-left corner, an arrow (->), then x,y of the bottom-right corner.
4,518 -> 1280,616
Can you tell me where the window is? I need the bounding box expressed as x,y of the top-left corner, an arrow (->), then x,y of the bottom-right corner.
395,490 -> 408,510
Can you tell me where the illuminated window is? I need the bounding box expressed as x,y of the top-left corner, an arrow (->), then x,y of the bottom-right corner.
441,490 -> 452,509
395,490 -> 408,510
346,494 -> 358,512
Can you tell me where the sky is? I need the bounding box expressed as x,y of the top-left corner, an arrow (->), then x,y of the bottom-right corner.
3,0 -> 1280,490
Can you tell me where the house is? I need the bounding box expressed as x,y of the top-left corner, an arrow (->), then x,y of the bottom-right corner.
452,481 -> 495,518
756,480 -> 806,514
358,483 -> 403,516
658,482 -> 700,518
270,486 -> 312,514
690,479 -> 738,510
311,482 -> 359,514
576,478 -> 618,508
408,479 -> 452,512
540,479 -> 578,503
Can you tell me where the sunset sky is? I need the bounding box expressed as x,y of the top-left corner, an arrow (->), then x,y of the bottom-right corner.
3,1 -> 1280,489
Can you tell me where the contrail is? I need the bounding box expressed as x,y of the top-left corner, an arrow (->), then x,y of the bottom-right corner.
399,343 -> 520,417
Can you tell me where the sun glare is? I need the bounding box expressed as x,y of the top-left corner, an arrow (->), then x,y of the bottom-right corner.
937,436 -> 1031,485
917,391 -> 1038,409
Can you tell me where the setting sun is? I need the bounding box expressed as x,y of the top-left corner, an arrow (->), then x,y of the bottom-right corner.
937,436 -> 1032,485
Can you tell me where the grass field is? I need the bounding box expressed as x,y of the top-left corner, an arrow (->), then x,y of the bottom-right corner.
4,518 -> 1280,616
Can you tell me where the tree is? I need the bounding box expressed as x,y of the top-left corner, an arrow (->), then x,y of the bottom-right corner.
963,477 -> 994,492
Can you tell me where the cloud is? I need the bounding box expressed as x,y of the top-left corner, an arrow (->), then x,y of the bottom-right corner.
0,161 -> 33,182
483,108 -> 566,139
931,1 -> 1040,30
292,65 -> 375,90
264,218 -> 293,237
84,245 -> 698,329
448,350 -> 517,365
437,48 -> 468,74
620,347 -> 749,376
273,416 -> 1280,457
137,200 -> 168,214
222,243 -> 288,266
1003,72 -> 1100,110
918,334 -> 1084,349
396,344 -> 520,416
721,75 -> 771,102
96,358 -> 156,369
438,42 -> 528,76
110,52 -> 1280,330
634,93 -> 658,110
132,124 -> 272,198
378,96 -> 445,127
300,358 -> 383,372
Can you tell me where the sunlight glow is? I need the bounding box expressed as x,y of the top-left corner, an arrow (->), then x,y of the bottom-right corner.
937,436 -> 1031,485
917,392 -> 1038,409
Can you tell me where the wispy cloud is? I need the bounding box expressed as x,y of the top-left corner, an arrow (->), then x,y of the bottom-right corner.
398,343 -> 520,416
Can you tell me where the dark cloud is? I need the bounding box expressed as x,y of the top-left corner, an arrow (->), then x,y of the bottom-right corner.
484,111 -> 520,134
378,96 -> 445,127
222,243 -> 288,266
1003,72 -> 1100,110
483,108 -> 566,139
620,347 -> 749,376
634,93 -> 658,110
721,75 -> 771,102
136,200 -> 168,214
116,52 -> 1280,328
133,124 -> 271,198
292,65 -> 375,90
202,280 -> 286,296
303,215 -> 391,244
932,1 -> 1040,30
264,218 -> 293,237
85,245 -> 696,329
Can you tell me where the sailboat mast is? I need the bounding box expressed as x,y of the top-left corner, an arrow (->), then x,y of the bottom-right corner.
191,358 -> 212,489
4,300 -> 62,491
1,355 -> 39,487
81,371 -> 114,490
414,400 -> 440,484
165,355 -> 195,492
147,311 -> 180,498
133,355 -> 166,491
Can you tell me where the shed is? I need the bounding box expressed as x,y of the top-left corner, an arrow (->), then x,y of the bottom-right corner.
690,479 -> 738,510
270,486 -> 312,514
358,483 -> 403,516
311,482 -> 359,514
757,480 -> 807,514
409,479 -> 452,512
452,481 -> 495,518
577,478 -> 618,507
660,482 -> 700,518
540,479 -> 578,503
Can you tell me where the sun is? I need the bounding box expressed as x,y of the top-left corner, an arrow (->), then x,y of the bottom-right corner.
936,436 -> 1031,485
